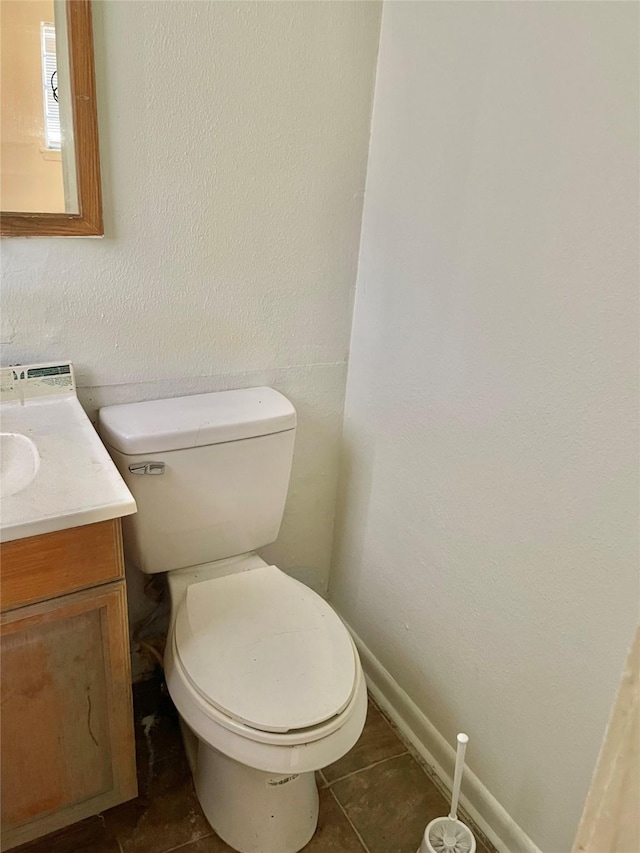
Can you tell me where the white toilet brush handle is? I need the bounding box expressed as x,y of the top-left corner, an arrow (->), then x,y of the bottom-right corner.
448,733 -> 468,821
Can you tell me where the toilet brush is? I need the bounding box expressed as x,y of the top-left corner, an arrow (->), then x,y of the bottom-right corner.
418,734 -> 476,853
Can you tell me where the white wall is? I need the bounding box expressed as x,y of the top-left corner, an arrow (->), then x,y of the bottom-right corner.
1,0 -> 381,598
330,3 -> 639,851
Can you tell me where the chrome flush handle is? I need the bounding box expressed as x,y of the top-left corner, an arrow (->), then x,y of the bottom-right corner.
128,461 -> 165,475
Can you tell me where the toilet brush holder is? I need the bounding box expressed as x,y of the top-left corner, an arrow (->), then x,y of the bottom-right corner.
417,734 -> 476,853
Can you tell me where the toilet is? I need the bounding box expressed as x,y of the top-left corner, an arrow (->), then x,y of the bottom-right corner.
98,387 -> 367,853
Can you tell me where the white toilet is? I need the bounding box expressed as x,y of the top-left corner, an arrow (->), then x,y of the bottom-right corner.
98,387 -> 366,853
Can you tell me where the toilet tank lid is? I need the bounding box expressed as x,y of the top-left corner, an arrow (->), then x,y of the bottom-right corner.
98,387 -> 296,454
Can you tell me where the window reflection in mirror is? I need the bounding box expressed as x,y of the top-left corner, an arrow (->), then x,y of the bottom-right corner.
1,0 -> 78,214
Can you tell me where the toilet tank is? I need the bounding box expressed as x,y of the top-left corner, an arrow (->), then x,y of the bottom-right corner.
98,388 -> 296,574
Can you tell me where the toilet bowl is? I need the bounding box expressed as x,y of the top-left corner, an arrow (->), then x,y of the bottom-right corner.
164,559 -> 367,853
98,388 -> 366,853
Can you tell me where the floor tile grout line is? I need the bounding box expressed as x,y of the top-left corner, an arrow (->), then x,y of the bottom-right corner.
328,785 -> 372,853
325,749 -> 409,788
158,829 -> 215,853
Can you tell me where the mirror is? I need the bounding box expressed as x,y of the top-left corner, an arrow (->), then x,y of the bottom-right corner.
1,0 -> 102,236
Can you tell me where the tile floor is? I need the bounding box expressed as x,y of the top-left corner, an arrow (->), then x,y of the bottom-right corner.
14,678 -> 493,853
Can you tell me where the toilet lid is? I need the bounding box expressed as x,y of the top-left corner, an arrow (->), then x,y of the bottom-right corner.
174,566 -> 357,733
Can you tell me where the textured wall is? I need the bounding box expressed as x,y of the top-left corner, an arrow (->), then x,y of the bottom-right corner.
330,3 -> 639,851
1,0 -> 382,600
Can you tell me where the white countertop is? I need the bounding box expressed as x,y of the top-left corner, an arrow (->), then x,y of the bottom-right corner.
1,390 -> 136,543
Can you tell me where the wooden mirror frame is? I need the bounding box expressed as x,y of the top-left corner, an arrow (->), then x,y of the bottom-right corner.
1,0 -> 102,237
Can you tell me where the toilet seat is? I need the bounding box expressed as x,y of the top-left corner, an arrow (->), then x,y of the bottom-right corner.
165,629 -> 368,775
174,565 -> 357,734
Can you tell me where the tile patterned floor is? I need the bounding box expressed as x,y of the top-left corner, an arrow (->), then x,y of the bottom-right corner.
14,678 -> 493,853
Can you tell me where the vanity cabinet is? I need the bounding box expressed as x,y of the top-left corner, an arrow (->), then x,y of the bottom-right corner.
0,520 -> 137,850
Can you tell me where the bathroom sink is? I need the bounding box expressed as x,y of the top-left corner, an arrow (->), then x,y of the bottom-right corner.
0,361 -> 136,543
0,432 -> 40,498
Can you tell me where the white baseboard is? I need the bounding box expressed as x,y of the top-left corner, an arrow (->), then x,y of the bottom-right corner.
347,624 -> 542,853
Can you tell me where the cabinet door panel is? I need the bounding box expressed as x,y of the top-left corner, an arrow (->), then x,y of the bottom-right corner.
0,582 -> 136,849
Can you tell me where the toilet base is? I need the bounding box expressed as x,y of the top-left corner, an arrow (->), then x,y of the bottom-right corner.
181,721 -> 319,853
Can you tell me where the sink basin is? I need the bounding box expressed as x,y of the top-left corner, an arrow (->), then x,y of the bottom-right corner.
0,432 -> 40,498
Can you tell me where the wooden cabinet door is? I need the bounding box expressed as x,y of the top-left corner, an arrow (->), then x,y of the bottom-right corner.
0,581 -> 137,850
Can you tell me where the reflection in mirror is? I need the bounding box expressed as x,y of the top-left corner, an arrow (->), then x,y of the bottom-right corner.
1,0 -> 78,214
1,0 -> 100,236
